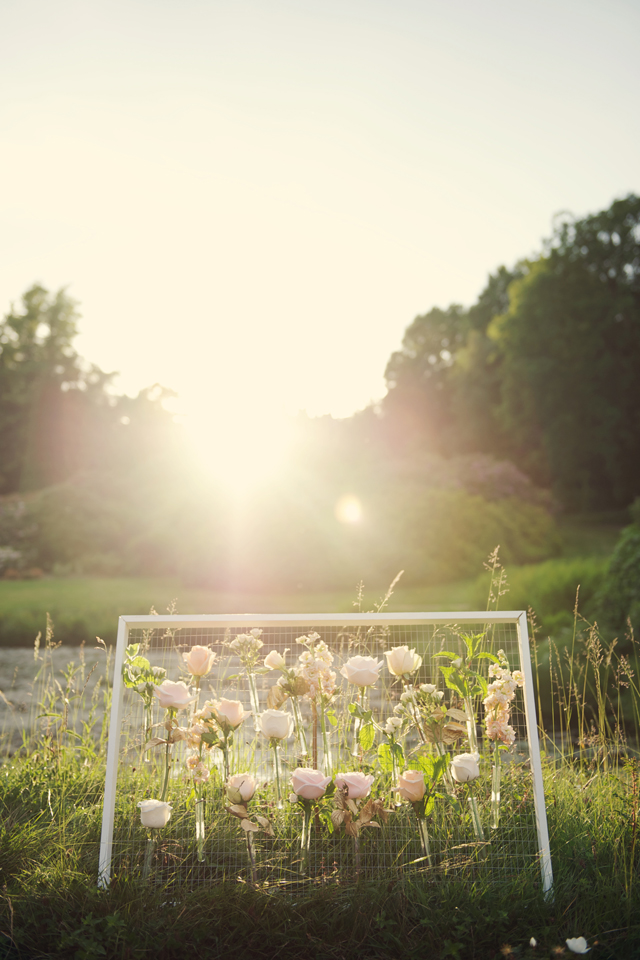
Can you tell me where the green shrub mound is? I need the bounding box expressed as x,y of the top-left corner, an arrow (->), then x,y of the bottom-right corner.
596,500 -> 640,638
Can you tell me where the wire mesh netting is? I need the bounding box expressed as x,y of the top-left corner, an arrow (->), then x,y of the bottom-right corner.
104,615 -> 548,892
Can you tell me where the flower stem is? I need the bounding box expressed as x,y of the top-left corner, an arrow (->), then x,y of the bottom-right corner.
468,793 -> 485,841
196,791 -> 205,862
300,801 -> 312,875
416,815 -> 433,868
221,739 -> 230,781
160,709 -> 175,802
435,742 -> 456,797
271,739 -> 282,806
246,830 -> 258,885
247,670 -> 260,725
491,746 -> 501,830
292,696 -> 308,757
143,832 -> 155,879
464,696 -> 478,753
320,703 -> 332,775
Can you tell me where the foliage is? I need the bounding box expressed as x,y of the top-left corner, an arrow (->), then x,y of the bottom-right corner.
381,194 -> 640,510
595,499 -> 640,637
1,603 -> 640,958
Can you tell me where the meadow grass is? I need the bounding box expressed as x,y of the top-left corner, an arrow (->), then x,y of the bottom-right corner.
0,576 -> 479,648
1,602 -> 639,959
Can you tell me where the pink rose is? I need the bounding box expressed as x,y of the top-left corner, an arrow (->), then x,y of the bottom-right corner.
226,773 -> 257,802
153,680 -> 195,710
334,771 -> 375,799
183,645 -> 216,677
291,768 -> 332,800
396,770 -> 426,802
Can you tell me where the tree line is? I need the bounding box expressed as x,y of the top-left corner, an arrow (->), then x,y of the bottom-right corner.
1,194 -> 638,588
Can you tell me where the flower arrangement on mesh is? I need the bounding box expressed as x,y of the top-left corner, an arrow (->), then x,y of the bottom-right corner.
122,629 -> 528,882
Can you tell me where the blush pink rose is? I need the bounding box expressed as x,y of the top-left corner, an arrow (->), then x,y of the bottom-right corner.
291,767 -> 332,800
334,771 -> 375,799
153,680 -> 195,710
183,645 -> 216,677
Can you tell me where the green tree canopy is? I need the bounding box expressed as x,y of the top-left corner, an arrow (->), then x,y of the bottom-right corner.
0,284 -> 178,494
380,194 -> 640,509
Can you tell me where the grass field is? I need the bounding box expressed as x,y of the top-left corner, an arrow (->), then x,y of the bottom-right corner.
0,510 -> 624,648
1,591 -> 639,959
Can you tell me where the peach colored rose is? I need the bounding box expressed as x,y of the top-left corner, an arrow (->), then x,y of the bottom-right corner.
396,770 -> 426,802
183,645 -> 216,677
214,698 -> 251,729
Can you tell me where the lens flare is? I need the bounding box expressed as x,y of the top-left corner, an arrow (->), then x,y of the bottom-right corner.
335,495 -> 362,524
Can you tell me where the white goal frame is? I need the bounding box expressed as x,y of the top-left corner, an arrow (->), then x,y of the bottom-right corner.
98,610 -> 553,893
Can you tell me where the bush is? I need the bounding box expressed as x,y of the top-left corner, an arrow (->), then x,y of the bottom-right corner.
595,499 -> 640,637
472,556 -> 608,633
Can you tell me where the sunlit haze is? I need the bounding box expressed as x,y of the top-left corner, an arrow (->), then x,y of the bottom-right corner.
1,0 -> 639,477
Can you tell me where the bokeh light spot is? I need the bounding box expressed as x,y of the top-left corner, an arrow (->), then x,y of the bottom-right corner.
335,495 -> 362,524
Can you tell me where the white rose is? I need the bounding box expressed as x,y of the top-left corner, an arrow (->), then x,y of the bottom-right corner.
291,767 -> 332,800
153,680 -> 195,710
258,708 -> 294,740
226,773 -> 257,802
451,658 -> 462,668
384,716 -> 403,736
340,655 -> 382,687
334,771 -> 375,799
396,770 -> 426,802
138,799 -> 172,828
450,752 -> 480,783
264,650 -> 287,670
566,938 -> 590,954
420,683 -> 437,694
214,698 -> 251,729
384,646 -> 422,677
183,645 -> 216,677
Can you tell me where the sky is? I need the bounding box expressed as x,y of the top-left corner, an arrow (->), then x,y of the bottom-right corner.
1,0 -> 639,464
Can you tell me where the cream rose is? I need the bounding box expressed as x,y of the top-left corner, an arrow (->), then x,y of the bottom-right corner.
264,650 -> 287,670
384,646 -> 422,677
183,645 -> 216,677
450,752 -> 480,783
340,655 -> 382,687
258,708 -> 294,740
396,770 -> 426,802
291,767 -> 332,800
138,799 -> 172,828
566,938 -> 590,954
226,773 -> 257,802
153,680 -> 195,710
214,698 -> 251,729
334,771 -> 375,799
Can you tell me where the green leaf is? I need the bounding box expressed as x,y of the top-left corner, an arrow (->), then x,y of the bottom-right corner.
326,709 -> 338,727
359,722 -> 375,752
435,651 -> 461,661
377,742 -> 393,773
